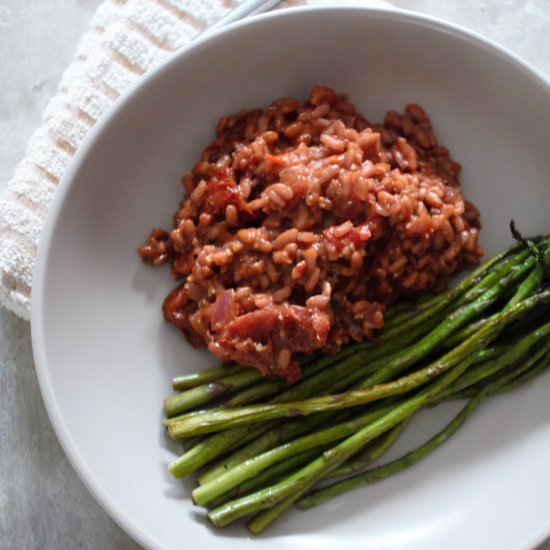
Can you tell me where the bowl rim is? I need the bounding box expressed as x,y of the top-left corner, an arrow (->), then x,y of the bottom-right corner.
30,5 -> 550,550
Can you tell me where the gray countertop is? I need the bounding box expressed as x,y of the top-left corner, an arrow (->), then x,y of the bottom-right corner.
1,1 -> 549,548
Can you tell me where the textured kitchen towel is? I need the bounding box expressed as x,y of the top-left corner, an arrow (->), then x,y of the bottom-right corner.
0,0 -> 391,320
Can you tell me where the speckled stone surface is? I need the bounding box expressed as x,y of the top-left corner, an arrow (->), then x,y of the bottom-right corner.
1,1 -> 549,548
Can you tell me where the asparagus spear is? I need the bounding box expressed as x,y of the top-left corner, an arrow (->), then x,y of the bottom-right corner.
248,334 -> 550,532
196,412 -> 335,485
448,340 -> 550,400
197,331 -> 550,504
208,355 -> 476,528
444,257 -> 549,349
209,420 -> 410,508
192,406 -> 391,505
441,323 -> 550,398
207,289 -> 550,528
297,339 -> 550,511
171,363 -> 246,391
164,368 -> 265,418
295,390 -> 489,511
200,327 -> 501,484
166,350 -> 337,426
208,447 -> 328,508
326,418 -> 412,479
168,362 -> 452,438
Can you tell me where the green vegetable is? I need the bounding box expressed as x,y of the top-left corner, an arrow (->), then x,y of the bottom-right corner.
160,232 -> 550,533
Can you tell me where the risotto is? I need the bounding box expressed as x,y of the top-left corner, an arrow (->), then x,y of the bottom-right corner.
139,86 -> 483,383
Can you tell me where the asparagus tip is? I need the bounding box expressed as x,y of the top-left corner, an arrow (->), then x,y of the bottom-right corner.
510,220 -> 550,279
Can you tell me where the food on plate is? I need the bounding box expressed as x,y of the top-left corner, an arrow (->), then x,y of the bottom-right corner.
161,227 -> 550,533
139,86 -> 483,382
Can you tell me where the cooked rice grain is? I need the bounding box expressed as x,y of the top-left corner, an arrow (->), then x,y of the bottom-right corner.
139,86 -> 483,383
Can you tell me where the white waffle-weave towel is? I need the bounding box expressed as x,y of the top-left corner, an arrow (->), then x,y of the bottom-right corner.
0,0 -> 391,320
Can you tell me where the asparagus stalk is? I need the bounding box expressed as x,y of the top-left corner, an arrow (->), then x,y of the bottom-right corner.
201,331 -> 549,506
444,253 -> 549,349
167,346 -> 332,419
295,390 -> 489,511
441,324 -> 550,398
448,340 -> 550,400
197,412 -> 335,485
166,350 -> 341,426
167,363 -> 442,439
170,351 -> 318,392
192,406 -> 391,506
220,380 -> 283,408
247,333 -> 550,533
171,363 -> 246,391
208,354 -> 477,528
206,289 -> 550,528
164,368 -> 264,418
169,423 -> 269,477
209,447 -> 327,508
297,336 -> 550,511
326,418 -> 412,479
494,351 -> 550,393
210,419 -> 410,508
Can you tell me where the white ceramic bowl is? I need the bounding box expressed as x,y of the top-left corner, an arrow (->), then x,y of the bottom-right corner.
32,6 -> 550,550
